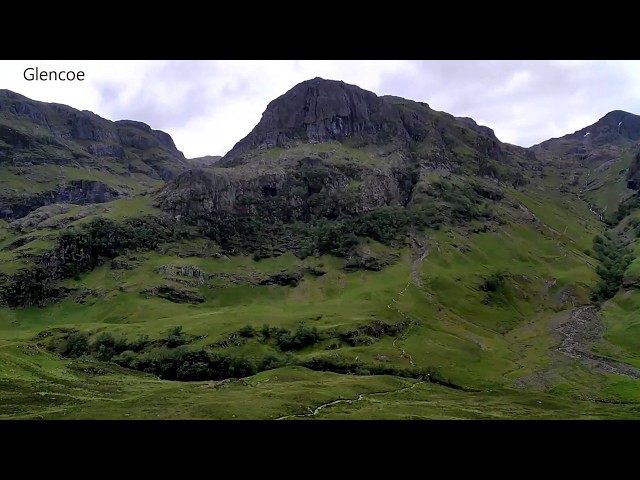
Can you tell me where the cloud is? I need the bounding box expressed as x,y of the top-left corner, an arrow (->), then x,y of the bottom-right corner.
1,60 -> 639,157
376,60 -> 640,146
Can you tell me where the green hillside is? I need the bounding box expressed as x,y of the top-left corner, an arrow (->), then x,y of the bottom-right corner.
2,79 -> 640,419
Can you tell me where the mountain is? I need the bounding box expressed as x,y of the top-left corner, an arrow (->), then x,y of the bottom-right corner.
454,116 -> 500,143
187,155 -> 222,169
2,78 -> 640,420
531,110 -> 640,217
531,109 -> 640,174
533,110 -> 640,160
158,78 -> 530,222
0,89 -> 190,220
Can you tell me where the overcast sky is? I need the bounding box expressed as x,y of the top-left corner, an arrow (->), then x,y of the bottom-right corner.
1,60 -> 639,158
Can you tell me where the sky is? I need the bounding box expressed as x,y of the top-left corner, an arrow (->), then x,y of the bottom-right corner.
1,60 -> 639,159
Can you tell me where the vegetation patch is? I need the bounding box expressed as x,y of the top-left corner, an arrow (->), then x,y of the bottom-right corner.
591,233 -> 635,302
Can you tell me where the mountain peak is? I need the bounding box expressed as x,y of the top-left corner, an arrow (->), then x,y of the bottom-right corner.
533,109 -> 640,157
579,110 -> 640,139
220,77 -> 403,163
455,116 -> 500,143
0,89 -> 29,100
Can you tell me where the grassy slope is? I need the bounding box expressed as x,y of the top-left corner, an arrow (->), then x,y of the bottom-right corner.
3,171 -> 640,419
0,197 -> 160,275
580,150 -> 635,216
0,164 -> 163,197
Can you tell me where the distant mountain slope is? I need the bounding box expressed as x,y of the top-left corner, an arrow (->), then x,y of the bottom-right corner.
0,90 -> 190,219
219,78 -> 529,168
186,155 -> 222,169
530,110 -> 640,216
531,110 -> 640,164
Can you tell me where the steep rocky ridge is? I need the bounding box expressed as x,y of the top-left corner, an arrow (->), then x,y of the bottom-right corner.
159,78 -> 532,221
0,89 -> 190,219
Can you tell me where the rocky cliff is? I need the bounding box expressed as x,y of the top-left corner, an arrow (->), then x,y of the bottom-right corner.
160,78 -> 530,221
0,180 -> 121,220
220,78 -> 406,164
0,90 -> 191,219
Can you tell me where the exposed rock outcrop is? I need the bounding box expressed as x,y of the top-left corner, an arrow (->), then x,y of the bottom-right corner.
221,78 -> 406,163
0,180 -> 122,220
157,78 -> 527,224
142,285 -> 205,304
455,116 -> 500,143
259,271 -> 303,286
156,159 -> 414,221
0,89 -> 191,218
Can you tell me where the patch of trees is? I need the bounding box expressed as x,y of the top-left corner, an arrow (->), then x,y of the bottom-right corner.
49,329 -> 151,360
42,320 -> 453,384
607,194 -> 640,226
591,233 -> 635,302
274,325 -> 321,351
113,347 -> 258,381
426,180 -> 499,222
1,216 -> 174,307
628,217 -> 640,238
301,356 -> 464,389
193,204 -> 449,261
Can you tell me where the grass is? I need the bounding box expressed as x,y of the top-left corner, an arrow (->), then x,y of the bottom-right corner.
2,197 -> 638,419
2,151 -> 640,418
2,347 -> 638,419
582,150 -> 635,215
0,164 -> 162,197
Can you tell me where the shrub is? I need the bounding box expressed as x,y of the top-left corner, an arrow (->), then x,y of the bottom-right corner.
260,352 -> 289,371
276,325 -> 321,351
239,325 -> 255,338
481,273 -> 505,292
261,324 -> 271,339
165,326 -> 186,348
92,332 -> 128,361
59,331 -> 90,358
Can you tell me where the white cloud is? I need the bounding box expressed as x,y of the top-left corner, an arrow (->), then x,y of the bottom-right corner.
1,60 -> 640,157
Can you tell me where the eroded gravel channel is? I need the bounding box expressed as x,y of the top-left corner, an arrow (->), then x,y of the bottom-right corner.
555,305 -> 640,378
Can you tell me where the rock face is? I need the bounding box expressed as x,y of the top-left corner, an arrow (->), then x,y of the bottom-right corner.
0,89 -> 191,219
259,271 -> 303,286
156,159 -> 414,221
221,78 -> 406,163
0,90 -> 187,177
142,285 -> 205,304
160,77 -> 528,221
455,117 -> 500,143
0,180 -> 122,220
